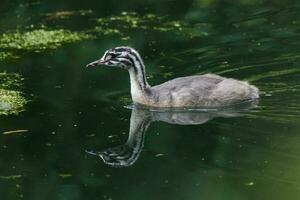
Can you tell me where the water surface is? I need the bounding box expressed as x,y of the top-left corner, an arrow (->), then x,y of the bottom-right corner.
0,1 -> 300,200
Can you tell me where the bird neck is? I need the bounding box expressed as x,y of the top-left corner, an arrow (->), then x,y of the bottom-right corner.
126,109 -> 151,147
128,57 -> 151,105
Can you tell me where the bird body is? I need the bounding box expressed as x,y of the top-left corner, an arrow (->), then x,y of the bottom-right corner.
87,47 -> 259,108
149,74 -> 258,107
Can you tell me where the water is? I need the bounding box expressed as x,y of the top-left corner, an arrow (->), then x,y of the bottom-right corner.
0,1 -> 300,199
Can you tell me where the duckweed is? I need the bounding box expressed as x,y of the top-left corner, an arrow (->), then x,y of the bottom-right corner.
0,72 -> 27,115
93,27 -> 122,36
44,10 -> 93,20
97,12 -> 180,30
0,29 -> 93,51
100,12 -> 164,28
0,89 -> 26,115
0,72 -> 24,89
0,12 -> 210,56
95,13 -> 175,34
0,52 -> 19,61
94,12 -> 211,39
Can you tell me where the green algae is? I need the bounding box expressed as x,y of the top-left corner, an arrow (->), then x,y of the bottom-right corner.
0,72 -> 27,115
93,12 -> 209,39
96,12 -> 182,32
0,52 -> 19,61
92,27 -> 122,36
0,89 -> 26,115
43,10 -> 93,20
0,12 -> 209,53
153,20 -> 184,32
0,29 -> 93,51
0,73 -> 24,89
103,12 -> 164,27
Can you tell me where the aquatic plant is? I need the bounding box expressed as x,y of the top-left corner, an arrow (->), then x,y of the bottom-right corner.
0,89 -> 26,115
96,12 -> 182,31
0,72 -> 24,89
0,72 -> 27,115
43,10 -> 93,20
97,12 -> 165,29
92,27 -> 122,36
94,12 -> 210,39
0,29 -> 93,51
0,52 -> 19,61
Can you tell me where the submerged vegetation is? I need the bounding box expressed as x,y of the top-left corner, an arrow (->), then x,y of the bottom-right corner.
0,72 -> 26,115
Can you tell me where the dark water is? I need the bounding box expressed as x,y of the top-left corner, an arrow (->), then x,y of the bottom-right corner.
0,0 -> 300,199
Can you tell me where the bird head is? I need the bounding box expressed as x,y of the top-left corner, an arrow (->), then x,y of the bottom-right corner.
86,46 -> 141,70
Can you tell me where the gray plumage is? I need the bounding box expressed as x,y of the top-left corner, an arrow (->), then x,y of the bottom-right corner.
150,74 -> 258,107
87,46 -> 259,107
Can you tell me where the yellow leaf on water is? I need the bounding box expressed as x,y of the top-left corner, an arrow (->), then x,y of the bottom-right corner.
245,182 -> 255,186
3,129 -> 28,135
59,174 -> 73,178
0,175 -> 23,180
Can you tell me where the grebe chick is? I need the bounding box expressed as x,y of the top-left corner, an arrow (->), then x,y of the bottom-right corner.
86,46 -> 259,107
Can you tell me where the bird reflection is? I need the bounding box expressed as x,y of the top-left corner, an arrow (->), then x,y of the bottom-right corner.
86,101 -> 257,167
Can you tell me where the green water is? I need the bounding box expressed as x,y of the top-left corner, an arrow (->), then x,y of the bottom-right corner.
0,0 -> 300,199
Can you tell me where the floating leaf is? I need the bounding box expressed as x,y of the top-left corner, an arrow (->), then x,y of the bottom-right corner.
245,182 -> 255,186
0,175 -> 23,180
58,174 -> 73,178
3,129 -> 29,135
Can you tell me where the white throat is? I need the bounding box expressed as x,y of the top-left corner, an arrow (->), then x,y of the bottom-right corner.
128,69 -> 149,104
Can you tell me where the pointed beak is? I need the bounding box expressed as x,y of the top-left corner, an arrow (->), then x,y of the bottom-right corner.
85,150 -> 107,162
86,59 -> 105,67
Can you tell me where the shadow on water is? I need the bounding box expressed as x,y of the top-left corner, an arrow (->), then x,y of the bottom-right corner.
86,101 -> 258,167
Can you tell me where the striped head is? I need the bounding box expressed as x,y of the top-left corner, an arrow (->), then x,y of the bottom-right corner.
86,46 -> 143,70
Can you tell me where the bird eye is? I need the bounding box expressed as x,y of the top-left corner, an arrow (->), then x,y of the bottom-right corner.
105,54 -> 112,61
105,53 -> 119,61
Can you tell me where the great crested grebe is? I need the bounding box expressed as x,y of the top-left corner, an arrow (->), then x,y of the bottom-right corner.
86,46 -> 259,107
